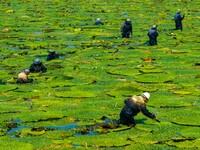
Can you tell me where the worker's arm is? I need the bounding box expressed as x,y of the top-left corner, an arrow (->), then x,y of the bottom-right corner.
140,104 -> 156,119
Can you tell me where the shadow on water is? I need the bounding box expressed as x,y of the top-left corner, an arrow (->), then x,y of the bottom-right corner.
135,118 -> 147,124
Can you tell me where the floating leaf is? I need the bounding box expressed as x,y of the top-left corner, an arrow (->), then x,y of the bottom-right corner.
55,90 -> 96,98
171,90 -> 192,95
0,141 -> 33,150
20,128 -> 45,136
107,83 -> 141,97
139,67 -> 164,74
107,67 -> 140,76
135,73 -> 175,83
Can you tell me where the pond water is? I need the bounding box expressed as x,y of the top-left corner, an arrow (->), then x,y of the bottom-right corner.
7,120 -> 99,137
75,130 -> 99,136
8,46 -> 20,50
35,37 -> 42,41
45,122 -> 77,130
33,31 -> 43,34
7,125 -> 28,138
66,45 -> 76,49
1,0 -> 200,149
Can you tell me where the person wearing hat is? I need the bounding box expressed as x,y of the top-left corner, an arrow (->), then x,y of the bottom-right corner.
147,25 -> 159,46
174,9 -> 184,31
17,69 -> 32,84
46,50 -> 59,61
29,58 -> 47,73
94,18 -> 104,25
119,92 -> 156,127
121,19 -> 132,38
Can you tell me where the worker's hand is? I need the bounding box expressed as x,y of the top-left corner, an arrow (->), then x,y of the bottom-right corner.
152,116 -> 161,123
130,124 -> 136,127
151,114 -> 156,119
155,118 -> 160,123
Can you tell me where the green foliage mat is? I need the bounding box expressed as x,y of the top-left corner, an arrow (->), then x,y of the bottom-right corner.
0,0 -> 200,149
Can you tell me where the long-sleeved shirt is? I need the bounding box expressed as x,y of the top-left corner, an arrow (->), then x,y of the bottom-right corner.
17,72 -> 28,83
123,96 -> 155,119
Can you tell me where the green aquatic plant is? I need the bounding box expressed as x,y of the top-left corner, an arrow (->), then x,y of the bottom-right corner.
0,141 -> 33,150
135,73 -> 175,83
107,83 -> 141,98
0,0 -> 200,149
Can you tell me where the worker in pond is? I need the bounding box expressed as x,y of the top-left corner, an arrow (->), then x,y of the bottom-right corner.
17,69 -> 33,84
29,58 -> 47,73
94,18 -> 104,25
174,9 -> 184,31
121,19 -> 132,38
120,92 -> 157,127
147,25 -> 159,46
46,50 -> 59,61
